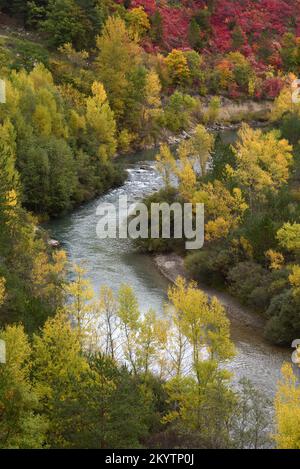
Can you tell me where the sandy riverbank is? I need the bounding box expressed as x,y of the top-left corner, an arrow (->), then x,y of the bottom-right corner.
154,253 -> 266,338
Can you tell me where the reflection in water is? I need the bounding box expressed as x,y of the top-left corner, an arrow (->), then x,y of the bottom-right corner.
47,142 -> 289,398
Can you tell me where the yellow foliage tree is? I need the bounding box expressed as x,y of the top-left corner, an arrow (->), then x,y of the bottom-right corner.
86,81 -> 117,161
176,141 -> 197,201
96,16 -> 141,122
64,264 -> 96,346
117,284 -> 140,374
31,250 -> 67,310
0,324 -> 47,448
265,249 -> 285,271
271,76 -> 300,122
277,222 -> 300,252
193,180 -> 248,241
165,49 -> 190,87
136,308 -> 168,375
189,124 -> 215,177
141,69 -> 162,143
0,277 -> 5,307
275,363 -> 300,449
126,6 -> 150,38
168,277 -> 235,370
289,265 -> 300,298
156,144 -> 177,188
226,124 -> 293,208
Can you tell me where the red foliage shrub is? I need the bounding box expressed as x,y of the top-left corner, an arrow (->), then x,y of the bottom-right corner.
261,77 -> 284,99
118,0 -> 300,62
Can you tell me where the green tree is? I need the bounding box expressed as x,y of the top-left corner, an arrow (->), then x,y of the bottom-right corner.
164,92 -> 197,133
281,33 -> 300,72
188,18 -> 202,50
41,0 -> 91,49
0,325 -> 47,448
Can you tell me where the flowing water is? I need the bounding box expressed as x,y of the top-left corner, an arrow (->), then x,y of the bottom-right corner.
47,139 -> 290,398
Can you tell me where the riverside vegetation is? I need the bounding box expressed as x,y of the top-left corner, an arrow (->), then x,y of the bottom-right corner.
0,0 -> 300,449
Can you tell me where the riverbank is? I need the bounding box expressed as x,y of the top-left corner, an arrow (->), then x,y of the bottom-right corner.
154,253 -> 290,395
153,253 -> 290,396
142,98 -> 272,148
48,140 -> 290,398
154,253 -> 268,337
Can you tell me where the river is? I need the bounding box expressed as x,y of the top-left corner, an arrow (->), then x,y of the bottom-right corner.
47,140 -> 290,399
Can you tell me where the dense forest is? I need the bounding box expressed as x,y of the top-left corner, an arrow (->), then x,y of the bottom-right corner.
0,0 -> 300,450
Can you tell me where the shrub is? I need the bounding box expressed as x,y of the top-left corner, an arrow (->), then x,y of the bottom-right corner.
227,261 -> 271,307
264,290 -> 300,345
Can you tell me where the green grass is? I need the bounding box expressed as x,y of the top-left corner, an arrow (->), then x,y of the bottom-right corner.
0,34 -> 49,71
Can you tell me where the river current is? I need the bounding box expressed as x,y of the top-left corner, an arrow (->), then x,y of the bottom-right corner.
47,143 -> 290,398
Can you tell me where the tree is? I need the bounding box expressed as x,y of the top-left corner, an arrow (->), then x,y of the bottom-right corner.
176,141 -> 197,202
30,249 -> 67,312
163,277 -> 236,448
231,25 -> 245,50
0,325 -> 47,448
32,311 -> 90,448
184,50 -> 205,90
188,18 -> 202,50
140,70 -> 162,144
85,353 -> 154,449
275,363 -> 300,449
289,265 -> 300,298
205,96 -> 221,124
86,81 -> 117,161
0,119 -> 19,235
265,289 -> 300,345
98,285 -> 119,360
156,144 -> 176,189
271,85 -> 299,123
163,363 -> 236,448
189,124 -> 214,177
226,124 -> 293,209
192,180 -> 248,241
165,49 -> 190,87
3,64 -> 83,216
164,91 -> 197,133
226,52 -> 252,92
149,10 -> 163,44
41,0 -> 91,49
136,308 -> 167,375
232,378 -> 271,449
117,284 -> 140,374
64,264 -> 96,346
277,223 -> 300,253
265,249 -> 284,271
0,278 -> 5,307
168,277 -> 235,370
126,6 -> 150,38
96,16 -> 142,123
281,33 -> 300,73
